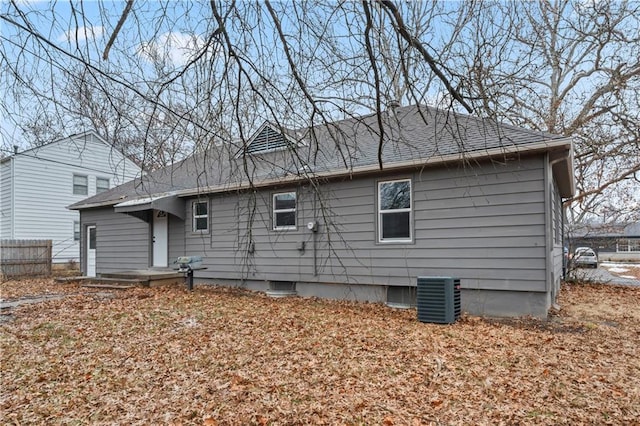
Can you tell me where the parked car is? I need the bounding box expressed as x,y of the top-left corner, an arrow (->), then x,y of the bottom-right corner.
573,247 -> 598,268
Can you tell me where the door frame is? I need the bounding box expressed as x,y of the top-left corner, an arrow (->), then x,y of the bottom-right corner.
86,225 -> 97,277
152,210 -> 169,267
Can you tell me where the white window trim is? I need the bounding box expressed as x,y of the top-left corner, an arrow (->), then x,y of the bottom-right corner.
192,200 -> 209,232
273,191 -> 297,230
378,178 -> 413,243
96,177 -> 110,193
73,174 -> 88,195
73,221 -> 80,241
617,238 -> 640,253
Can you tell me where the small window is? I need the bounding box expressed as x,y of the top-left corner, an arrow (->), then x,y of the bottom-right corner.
73,221 -> 80,241
96,177 -> 110,193
618,238 -> 640,253
386,286 -> 417,308
378,179 -> 412,242
73,174 -> 88,195
88,227 -> 96,250
273,192 -> 296,230
192,200 -> 208,232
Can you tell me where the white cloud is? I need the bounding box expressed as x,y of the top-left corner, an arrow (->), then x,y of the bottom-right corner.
138,31 -> 211,68
58,25 -> 104,43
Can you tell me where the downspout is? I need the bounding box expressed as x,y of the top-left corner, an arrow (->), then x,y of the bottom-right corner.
10,153 -> 15,238
549,153 -> 569,282
543,153 -> 552,297
561,199 -> 566,280
549,156 -> 567,168
546,153 -> 570,297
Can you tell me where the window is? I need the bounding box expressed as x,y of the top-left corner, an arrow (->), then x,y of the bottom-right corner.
386,286 -> 417,308
378,179 -> 412,242
73,174 -> 88,195
192,200 -> 208,232
73,221 -> 80,241
617,238 -> 640,252
88,226 -> 96,250
273,192 -> 296,230
96,177 -> 110,193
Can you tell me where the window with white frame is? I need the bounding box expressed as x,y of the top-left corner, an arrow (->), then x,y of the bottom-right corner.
73,221 -> 80,241
617,238 -> 640,252
378,179 -> 412,242
73,174 -> 88,195
96,177 -> 110,193
273,192 -> 296,230
192,200 -> 208,232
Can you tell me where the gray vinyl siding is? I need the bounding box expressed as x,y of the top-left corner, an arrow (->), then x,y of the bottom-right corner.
190,156 -> 547,293
168,214 -> 185,261
80,208 -> 149,273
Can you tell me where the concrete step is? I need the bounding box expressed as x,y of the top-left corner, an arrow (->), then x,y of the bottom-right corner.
81,283 -> 137,290
56,272 -> 185,288
87,277 -> 145,284
56,276 -> 145,285
101,270 -> 182,280
54,276 -> 87,283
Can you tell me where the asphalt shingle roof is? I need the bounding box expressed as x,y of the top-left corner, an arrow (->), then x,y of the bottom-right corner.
69,104 -> 570,210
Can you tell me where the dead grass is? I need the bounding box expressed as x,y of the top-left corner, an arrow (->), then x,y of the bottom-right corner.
0,278 -> 86,300
1,279 -> 639,425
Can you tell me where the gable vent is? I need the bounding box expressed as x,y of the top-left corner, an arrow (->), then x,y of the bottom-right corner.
246,126 -> 290,154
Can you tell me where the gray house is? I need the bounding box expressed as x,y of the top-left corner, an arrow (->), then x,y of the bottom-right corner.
69,105 -> 575,317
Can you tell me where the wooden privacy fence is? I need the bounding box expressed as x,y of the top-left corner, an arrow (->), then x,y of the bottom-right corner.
0,239 -> 52,278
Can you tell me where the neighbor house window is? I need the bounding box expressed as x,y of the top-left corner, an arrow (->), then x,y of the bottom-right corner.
96,177 -> 110,193
73,174 -> 88,195
273,192 -> 296,230
378,179 -> 412,242
192,200 -> 208,232
73,221 -> 80,241
617,239 -> 640,252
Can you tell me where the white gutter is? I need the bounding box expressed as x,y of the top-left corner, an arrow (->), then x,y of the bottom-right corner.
113,192 -> 177,207
178,137 -> 574,197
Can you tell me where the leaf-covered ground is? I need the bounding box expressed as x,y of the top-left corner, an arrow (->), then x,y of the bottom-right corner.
602,263 -> 640,280
1,279 -> 639,425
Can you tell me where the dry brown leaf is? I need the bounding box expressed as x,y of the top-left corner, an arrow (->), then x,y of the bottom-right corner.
0,279 -> 638,425
202,416 -> 217,426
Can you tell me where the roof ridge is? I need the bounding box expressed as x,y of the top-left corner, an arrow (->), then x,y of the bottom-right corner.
69,104 -> 573,210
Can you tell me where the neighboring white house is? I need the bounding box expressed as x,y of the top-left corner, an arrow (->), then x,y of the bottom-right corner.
0,131 -> 140,263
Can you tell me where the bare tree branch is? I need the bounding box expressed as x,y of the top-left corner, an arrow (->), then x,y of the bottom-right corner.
102,0 -> 134,60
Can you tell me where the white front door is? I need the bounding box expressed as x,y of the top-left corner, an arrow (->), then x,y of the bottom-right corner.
86,226 -> 96,277
153,210 -> 169,267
